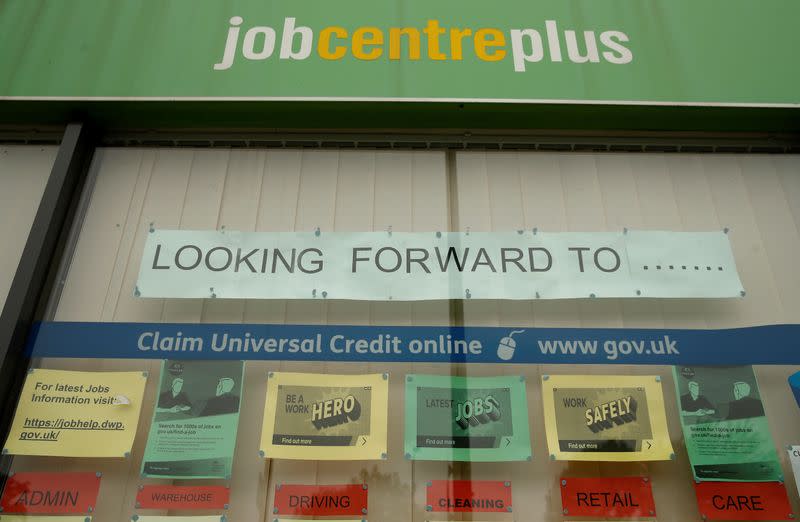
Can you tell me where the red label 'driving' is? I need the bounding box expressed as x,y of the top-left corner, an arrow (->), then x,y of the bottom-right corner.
273,483 -> 368,516
0,472 -> 101,514
560,476 -> 656,518
135,485 -> 230,510
426,480 -> 511,512
694,481 -> 793,521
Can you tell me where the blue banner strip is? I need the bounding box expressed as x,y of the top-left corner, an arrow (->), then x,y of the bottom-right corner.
26,321 -> 800,366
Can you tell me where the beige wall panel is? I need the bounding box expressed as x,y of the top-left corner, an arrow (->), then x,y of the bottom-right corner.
14,148 -> 148,521
775,156 -> 800,233
238,150 -> 450,522
21,148 -> 192,521
559,155 -> 625,328
594,154 -> 661,328
704,156 -> 781,325
661,154 -> 719,326
317,151 -> 377,511
245,149 -> 301,324
100,150 -> 158,322
15,148 -> 449,522
0,145 -> 55,308
387,151 -> 453,522
455,152 -> 536,522
0,147 -> 155,522
452,151 -> 800,522
11,148 -> 800,522
739,156 -> 800,321
265,149 -> 338,514
518,153 -> 582,328
629,153 -> 694,328
192,149 -> 264,521
56,148 -> 145,321
592,156 -> 679,503
731,156 -> 800,505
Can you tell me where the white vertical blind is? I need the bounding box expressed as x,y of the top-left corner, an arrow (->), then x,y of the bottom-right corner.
454,151 -> 800,521
10,147 -> 800,522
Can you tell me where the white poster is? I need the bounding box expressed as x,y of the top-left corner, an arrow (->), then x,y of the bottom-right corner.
136,229 -> 742,300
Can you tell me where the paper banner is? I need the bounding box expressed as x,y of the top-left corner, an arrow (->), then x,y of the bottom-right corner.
137,230 -> 744,300
259,372 -> 388,460
694,481 -> 793,520
0,515 -> 92,522
273,484 -> 368,516
674,366 -> 781,481
560,476 -> 656,518
541,374 -> 673,461
404,374 -> 531,462
426,480 -> 512,512
135,485 -> 230,510
141,360 -> 244,479
131,515 -> 225,522
3,369 -> 147,457
0,472 -> 100,514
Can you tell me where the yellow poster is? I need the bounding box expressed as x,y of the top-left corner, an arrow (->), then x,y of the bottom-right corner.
541,374 -> 673,462
259,372 -> 388,460
3,369 -> 147,458
276,520 -> 363,522
131,515 -> 225,522
0,515 -> 92,522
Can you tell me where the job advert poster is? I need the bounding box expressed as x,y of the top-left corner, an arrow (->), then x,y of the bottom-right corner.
141,360 -> 244,479
541,374 -> 673,462
404,374 -> 531,462
259,372 -> 388,460
3,369 -> 146,458
674,366 -> 781,481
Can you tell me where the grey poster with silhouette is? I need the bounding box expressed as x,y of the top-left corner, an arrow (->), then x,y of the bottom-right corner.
673,366 -> 781,482
141,359 -> 244,478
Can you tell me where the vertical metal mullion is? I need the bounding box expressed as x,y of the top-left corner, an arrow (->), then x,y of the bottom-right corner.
445,148 -> 471,483
0,122 -> 96,477
446,149 -> 464,329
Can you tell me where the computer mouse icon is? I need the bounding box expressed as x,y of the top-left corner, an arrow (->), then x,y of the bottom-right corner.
497,330 -> 525,360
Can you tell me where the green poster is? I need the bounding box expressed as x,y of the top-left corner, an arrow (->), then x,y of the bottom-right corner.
673,366 -> 782,482
404,374 -> 531,462
141,360 -> 244,479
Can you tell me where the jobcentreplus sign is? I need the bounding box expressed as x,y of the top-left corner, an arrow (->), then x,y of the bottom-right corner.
213,16 -> 632,72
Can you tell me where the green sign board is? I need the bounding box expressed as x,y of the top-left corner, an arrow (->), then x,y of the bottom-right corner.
404,374 -> 532,462
0,0 -> 798,106
673,366 -> 782,482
